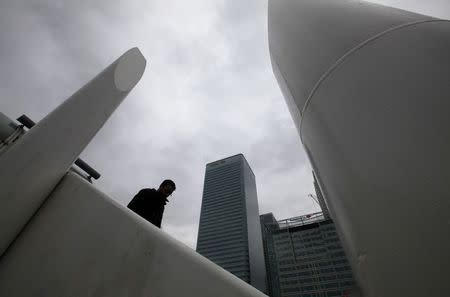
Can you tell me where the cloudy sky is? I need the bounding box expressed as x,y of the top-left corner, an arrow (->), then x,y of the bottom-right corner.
1,0 -> 448,249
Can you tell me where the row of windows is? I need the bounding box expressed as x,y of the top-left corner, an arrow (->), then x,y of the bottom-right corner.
274,238 -> 329,248
281,281 -> 351,293
277,259 -> 350,272
275,235 -> 325,246
279,270 -> 315,278
202,191 -> 242,202
205,171 -> 240,181
205,174 -> 240,183
200,211 -> 244,224
213,256 -> 248,267
275,245 -> 330,256
198,220 -> 245,233
199,225 -> 245,238
274,243 -> 342,253
279,270 -> 353,282
206,164 -> 240,171
201,200 -> 243,214
197,235 -> 247,248
203,181 -> 242,194
276,251 -> 348,265
199,212 -> 244,225
199,220 -> 245,235
292,235 -> 324,242
318,225 -> 335,230
300,247 -> 328,254
227,267 -> 250,275
206,251 -> 248,262
273,229 -> 337,240
296,248 -> 328,257
323,238 -> 341,245
199,232 -> 247,244
279,269 -> 353,280
203,186 -> 242,197
205,164 -> 240,175
197,239 -> 246,250
198,245 -> 248,257
279,276 -> 353,287
200,204 -> 243,216
204,177 -> 241,190
202,192 -> 242,203
198,224 -> 244,237
198,231 -> 244,243
233,272 -> 250,281
278,263 -> 352,274
206,161 -> 240,169
283,290 -> 350,297
203,181 -> 241,192
198,238 -> 246,250
201,202 -> 243,215
199,215 -> 244,226
220,261 -> 249,271
289,243 -> 327,251
202,187 -> 242,200
204,175 -> 241,186
201,203 -> 242,214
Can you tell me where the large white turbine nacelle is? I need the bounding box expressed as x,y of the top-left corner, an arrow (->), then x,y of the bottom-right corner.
269,1 -> 450,297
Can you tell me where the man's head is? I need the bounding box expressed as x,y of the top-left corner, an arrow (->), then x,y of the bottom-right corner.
158,179 -> 176,198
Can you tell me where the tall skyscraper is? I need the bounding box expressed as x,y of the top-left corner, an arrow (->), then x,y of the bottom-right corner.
196,154 -> 266,293
260,212 -> 355,297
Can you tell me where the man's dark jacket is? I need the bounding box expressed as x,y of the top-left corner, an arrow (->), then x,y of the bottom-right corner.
127,188 -> 168,228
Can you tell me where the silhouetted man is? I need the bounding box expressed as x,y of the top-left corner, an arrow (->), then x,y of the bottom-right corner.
127,179 -> 176,228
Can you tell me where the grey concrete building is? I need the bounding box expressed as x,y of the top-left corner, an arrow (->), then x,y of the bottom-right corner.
260,213 -> 355,297
196,154 -> 266,293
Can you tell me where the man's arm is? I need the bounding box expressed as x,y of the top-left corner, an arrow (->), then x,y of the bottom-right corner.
127,189 -> 146,210
153,209 -> 163,228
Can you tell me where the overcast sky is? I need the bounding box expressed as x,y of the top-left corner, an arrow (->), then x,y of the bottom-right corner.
1,0 -> 448,249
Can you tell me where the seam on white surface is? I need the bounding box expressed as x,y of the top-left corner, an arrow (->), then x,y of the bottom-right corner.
298,19 -> 449,142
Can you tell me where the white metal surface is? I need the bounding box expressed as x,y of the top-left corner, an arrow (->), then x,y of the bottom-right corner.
269,0 -> 432,131
0,172 -> 267,297
0,48 -> 146,256
269,1 -> 450,296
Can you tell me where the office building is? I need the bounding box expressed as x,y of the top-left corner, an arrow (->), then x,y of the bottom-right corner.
196,154 -> 266,293
260,212 -> 355,297
260,213 -> 281,297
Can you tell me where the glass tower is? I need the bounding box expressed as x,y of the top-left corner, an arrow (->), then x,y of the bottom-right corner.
196,154 -> 266,293
260,213 -> 356,297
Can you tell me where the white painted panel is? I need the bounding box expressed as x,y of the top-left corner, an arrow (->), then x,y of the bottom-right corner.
0,172 -> 267,297
0,48 -> 146,255
301,21 -> 450,297
268,0 -> 431,114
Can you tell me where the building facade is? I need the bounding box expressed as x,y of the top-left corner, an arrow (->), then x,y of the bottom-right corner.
260,213 -> 281,297
261,213 -> 355,297
196,154 -> 266,293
